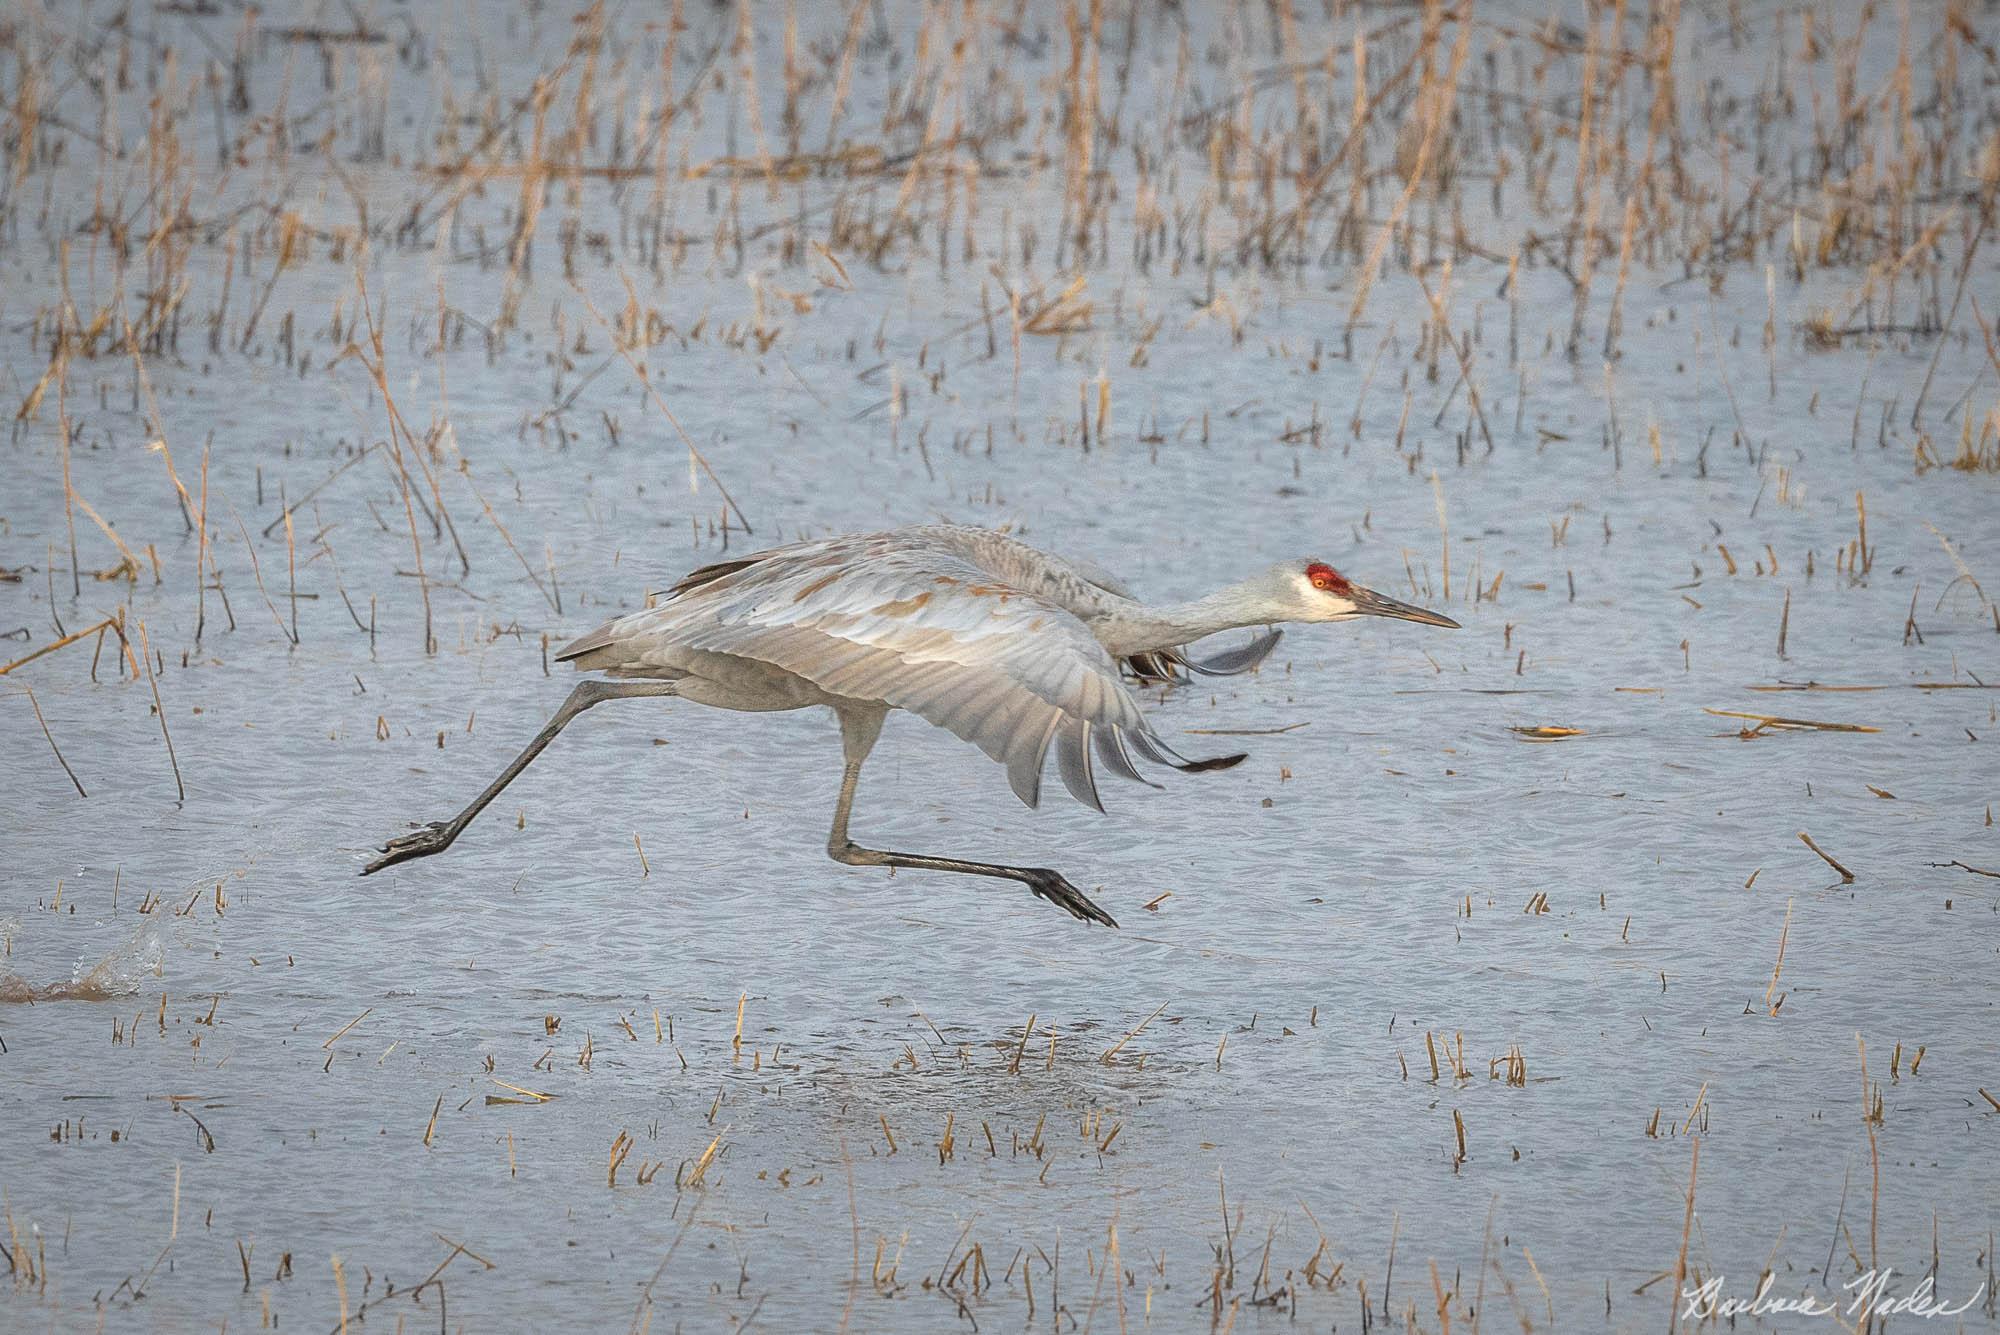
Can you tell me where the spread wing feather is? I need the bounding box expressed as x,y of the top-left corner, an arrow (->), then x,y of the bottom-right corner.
1124,626 -> 1283,684
556,528 -> 1216,810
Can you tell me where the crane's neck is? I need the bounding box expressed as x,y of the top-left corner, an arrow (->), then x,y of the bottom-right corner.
1092,580 -> 1282,657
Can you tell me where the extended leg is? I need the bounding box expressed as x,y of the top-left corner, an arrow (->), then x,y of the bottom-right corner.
824,706 -> 1117,927
361,678 -> 679,875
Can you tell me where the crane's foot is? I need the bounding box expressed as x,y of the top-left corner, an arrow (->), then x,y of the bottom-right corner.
361,820 -> 459,875
1021,869 -> 1118,928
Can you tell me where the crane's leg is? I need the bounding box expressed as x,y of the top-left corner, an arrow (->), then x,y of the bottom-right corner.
361,678 -> 679,875
825,707 -> 1117,927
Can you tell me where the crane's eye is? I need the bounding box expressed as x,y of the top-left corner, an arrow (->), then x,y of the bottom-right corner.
1306,562 -> 1350,595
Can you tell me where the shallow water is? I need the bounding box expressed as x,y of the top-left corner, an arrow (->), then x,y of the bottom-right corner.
3,3 -> 1998,1331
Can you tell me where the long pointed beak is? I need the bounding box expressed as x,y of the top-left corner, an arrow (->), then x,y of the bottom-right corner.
1350,585 -> 1460,628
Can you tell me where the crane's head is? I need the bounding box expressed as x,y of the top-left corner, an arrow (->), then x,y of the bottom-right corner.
1281,560 -> 1460,627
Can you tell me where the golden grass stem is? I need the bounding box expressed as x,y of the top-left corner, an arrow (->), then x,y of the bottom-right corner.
1799,831 -> 1857,882
135,619 -> 183,802
1100,1000 -> 1167,1065
0,615 -> 120,676
1668,1138 -> 1698,1335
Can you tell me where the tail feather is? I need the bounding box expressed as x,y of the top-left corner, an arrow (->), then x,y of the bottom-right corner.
665,556 -> 767,598
554,625 -> 619,668
557,554 -> 778,669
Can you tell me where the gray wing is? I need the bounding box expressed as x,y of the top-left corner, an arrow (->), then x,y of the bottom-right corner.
557,531 -> 1236,811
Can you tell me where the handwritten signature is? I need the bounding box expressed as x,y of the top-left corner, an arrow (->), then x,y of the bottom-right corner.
1681,1270 -> 1987,1322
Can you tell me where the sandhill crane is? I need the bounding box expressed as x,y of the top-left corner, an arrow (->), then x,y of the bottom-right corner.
362,525 -> 1457,926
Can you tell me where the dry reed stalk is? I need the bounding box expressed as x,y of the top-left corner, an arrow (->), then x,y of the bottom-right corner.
55,340 -> 79,598
1100,1001 -> 1167,1065
687,1127 -> 726,1187
496,78 -> 554,333
438,447 -> 559,611
567,280 -> 754,532
0,616 -> 120,676
1682,1082 -> 1709,1136
1430,471 -> 1451,601
1255,16 -> 1418,260
1854,491 -> 1871,577
1706,710 -> 1878,734
20,685 -> 87,798
1564,0 -> 1625,360
1763,898 -> 1793,1014
187,438 -> 209,639
1347,5 -> 1469,336
1415,267 -> 1493,452
1010,1014 -> 1036,1075
1667,1138 -> 1698,1335
1799,832 -> 1856,882
1858,1033 -> 1880,1307
608,1130 -> 634,1187
283,506 -> 298,643
233,513 -> 296,646
131,1162 -> 181,1299
323,1008 -> 371,1049
135,619 -> 183,801
726,1 -> 778,196
346,265 -> 438,653
873,32 -> 966,268
64,482 -> 142,583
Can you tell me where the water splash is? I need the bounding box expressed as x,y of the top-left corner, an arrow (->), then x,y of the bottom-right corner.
0,917 -> 165,1004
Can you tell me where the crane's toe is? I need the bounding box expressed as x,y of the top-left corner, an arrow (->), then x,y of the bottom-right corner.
1023,869 -> 1119,928
360,821 -> 456,875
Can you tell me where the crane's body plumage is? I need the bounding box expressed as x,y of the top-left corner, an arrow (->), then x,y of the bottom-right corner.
554,525 -> 1246,812
363,523 -> 1457,926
